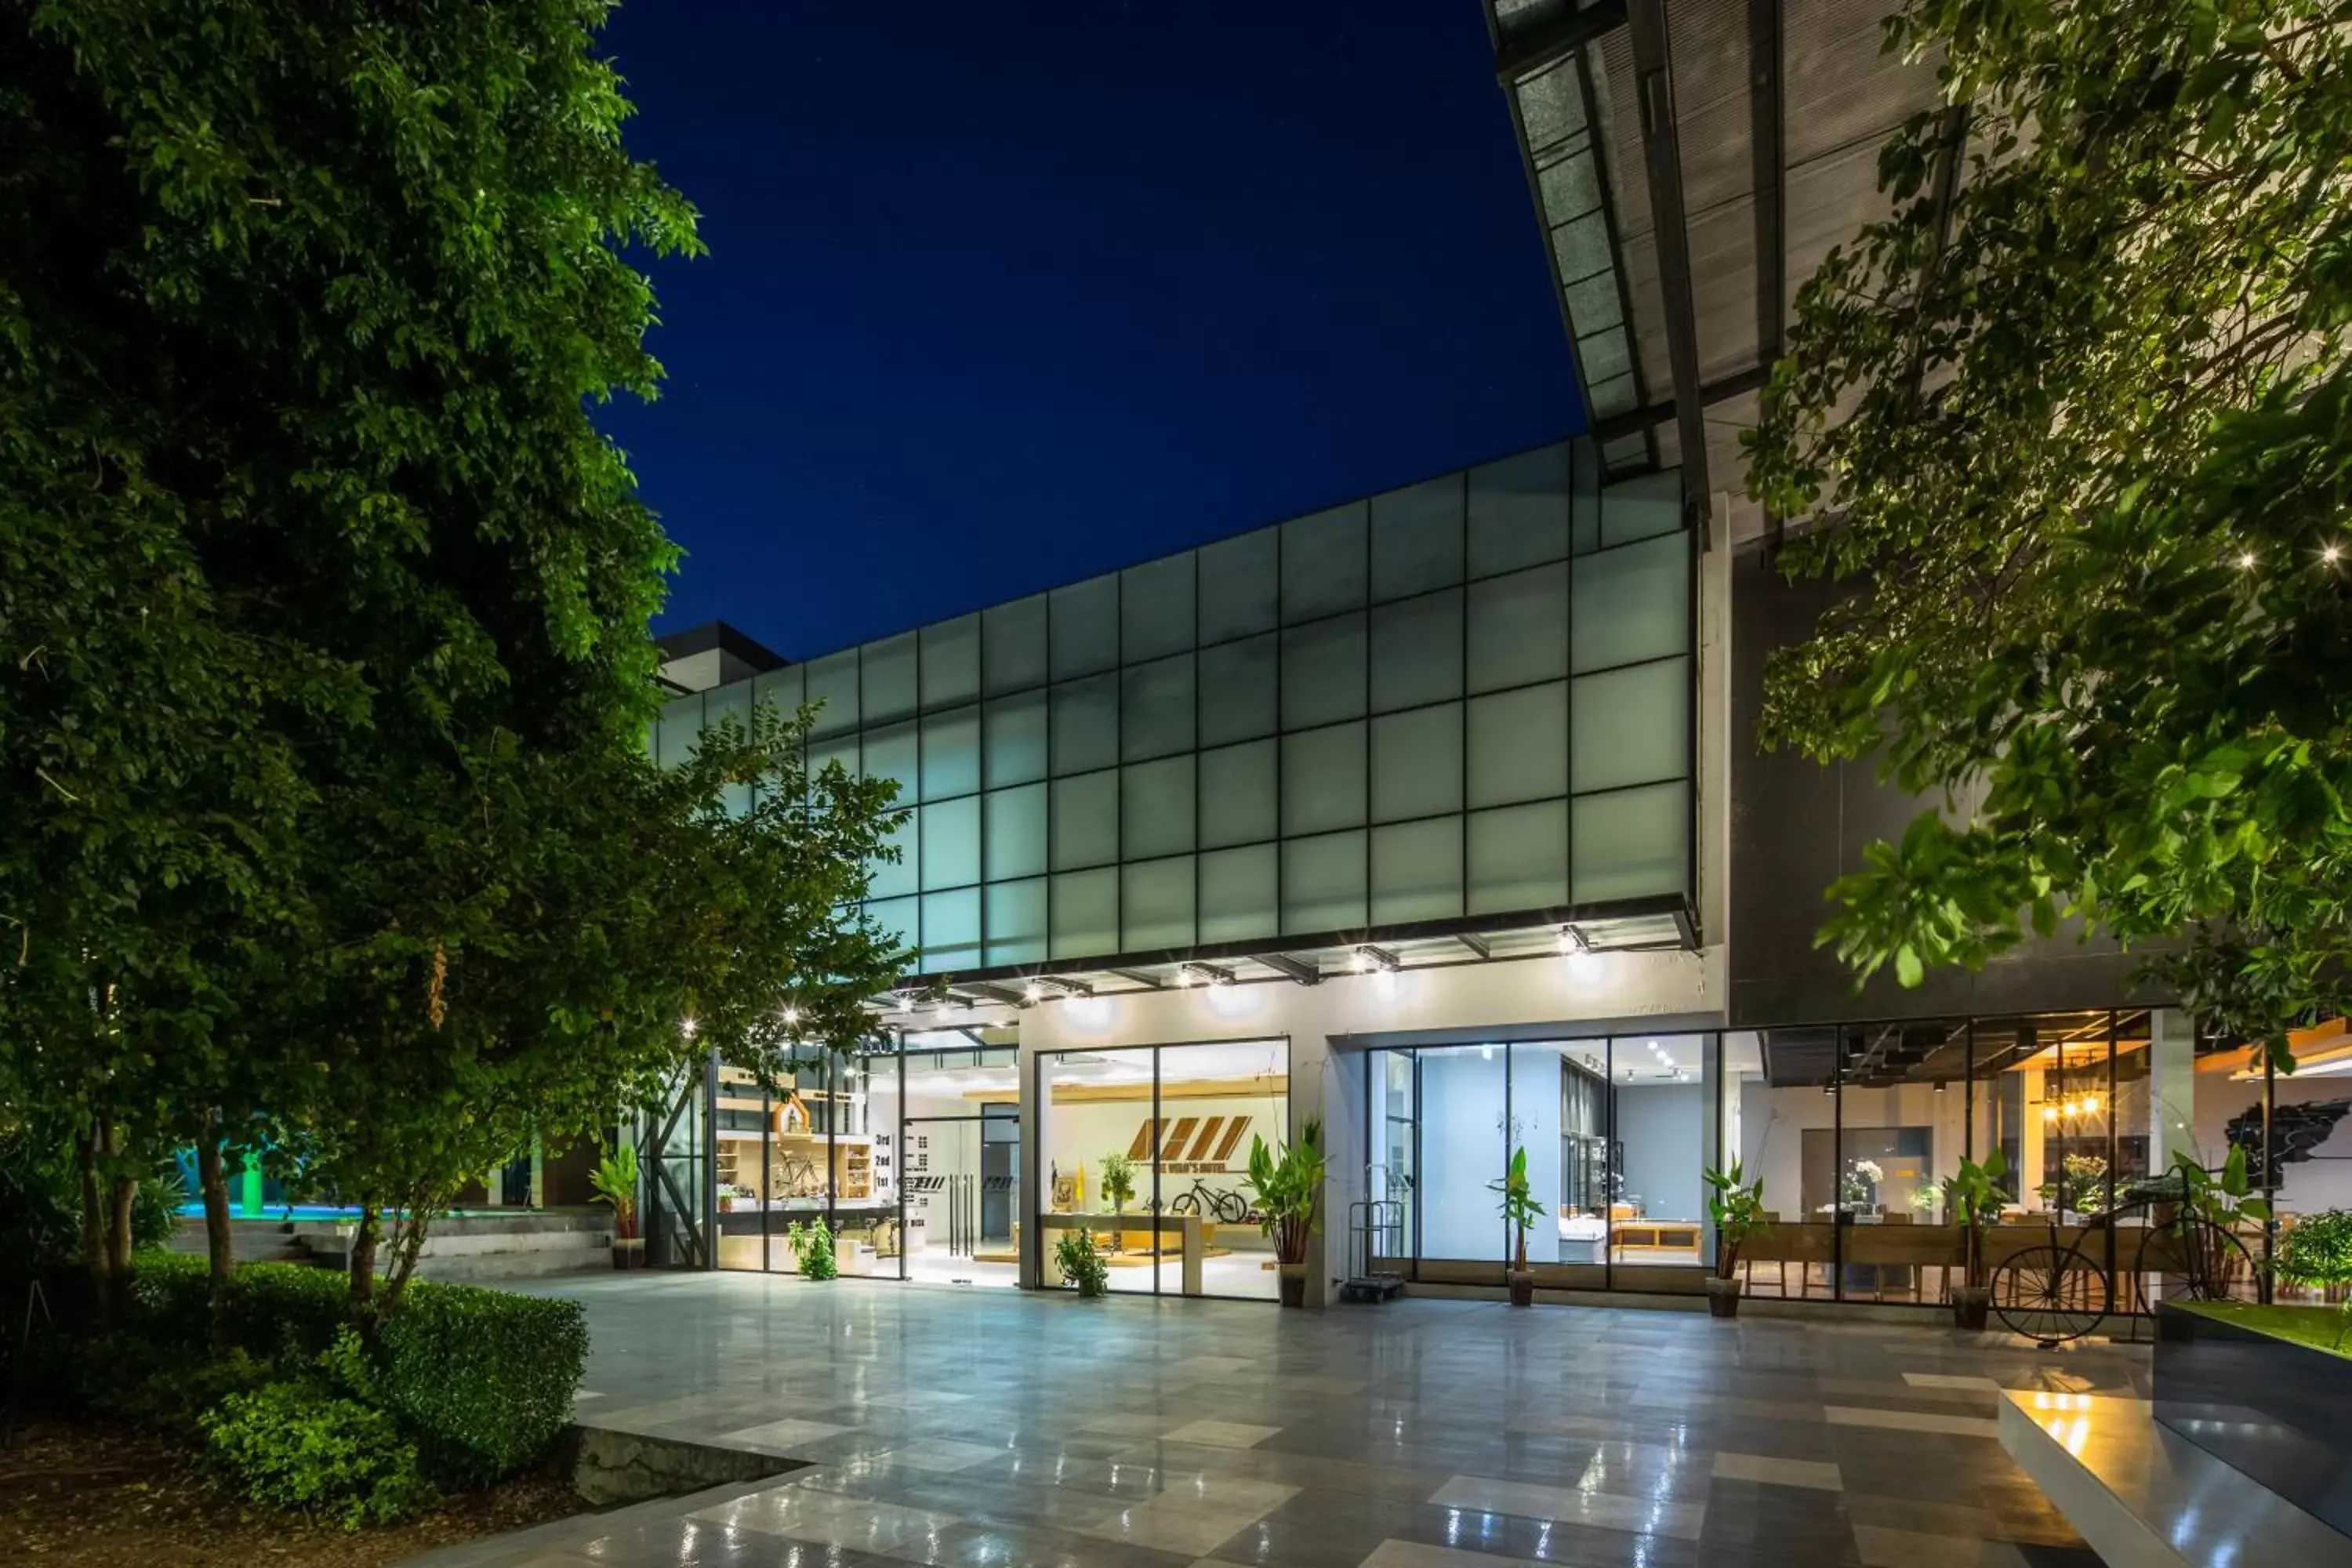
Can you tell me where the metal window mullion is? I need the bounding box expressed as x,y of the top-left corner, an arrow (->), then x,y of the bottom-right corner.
1831,1033 -> 1844,1301
1505,1042 -> 1517,1285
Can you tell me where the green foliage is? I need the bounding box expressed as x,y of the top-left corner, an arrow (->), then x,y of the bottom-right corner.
1703,1162 -> 1768,1280
376,1282 -> 587,1486
1943,1149 -> 2010,1287
1097,1152 -> 1138,1212
2038,1153 -> 2112,1214
590,1142 -> 640,1236
1744,0 -> 2352,1063
788,1218 -> 838,1280
1054,1228 -> 1109,1298
1242,1120 -> 1328,1265
201,1377 -> 434,1530
82,1336 -> 278,1437
2277,1208 -> 2352,1294
1487,1144 -> 1548,1272
2168,1144 -> 2273,1229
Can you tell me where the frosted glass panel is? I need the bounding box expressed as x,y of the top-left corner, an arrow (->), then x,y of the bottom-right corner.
1467,562 -> 1569,692
1571,658 -> 1689,793
920,614 -> 980,710
869,895 -> 918,959
1282,503 -> 1368,622
862,632 -> 917,723
1371,704 -> 1462,822
1283,831 -> 1367,934
1602,469 -> 1682,547
1122,856 -> 1195,950
1370,475 -> 1464,601
1572,437 -> 1601,554
984,783 -> 1047,880
1199,845 -> 1277,943
920,888 -> 980,971
1122,755 -> 1195,860
1049,575 -> 1119,679
751,665 -> 803,724
1198,530 -> 1277,644
1573,782 -> 1687,902
1370,589 -> 1462,713
1199,739 -> 1276,848
1374,818 -> 1463,924
983,593 -> 1047,695
1122,553 -> 1195,663
984,691 -> 1047,787
1418,1047 -> 1509,1261
984,879 -> 1047,965
1282,612 -> 1366,729
656,695 -> 701,770
1573,532 -> 1687,672
869,806 -> 918,899
1467,682 -> 1568,807
808,734 -> 860,794
921,794 -> 981,889
1282,722 -> 1366,837
805,651 -> 859,737
1121,653 -> 1194,761
864,720 -> 919,804
1051,771 -> 1118,869
1050,868 -> 1118,959
1468,443 -> 1571,577
1197,633 -> 1276,746
1050,674 -> 1117,776
920,706 -> 979,800
1468,800 -> 1570,914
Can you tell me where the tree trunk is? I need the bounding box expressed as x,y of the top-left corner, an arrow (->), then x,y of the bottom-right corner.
380,1187 -> 438,1314
105,1170 -> 135,1325
197,1129 -> 235,1300
75,1127 -> 111,1330
349,1201 -> 381,1308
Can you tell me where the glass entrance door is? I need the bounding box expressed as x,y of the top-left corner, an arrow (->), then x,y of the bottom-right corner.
901,1115 -> 1018,1287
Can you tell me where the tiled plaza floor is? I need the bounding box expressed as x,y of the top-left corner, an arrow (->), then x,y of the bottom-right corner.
414,1273 -> 2141,1566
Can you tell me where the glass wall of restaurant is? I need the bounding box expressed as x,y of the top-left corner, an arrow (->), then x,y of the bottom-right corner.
1037,1037 -> 1291,1301
1369,1011 -> 2318,1309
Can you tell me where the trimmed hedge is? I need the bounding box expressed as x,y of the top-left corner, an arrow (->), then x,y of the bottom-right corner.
109,1253 -> 586,1486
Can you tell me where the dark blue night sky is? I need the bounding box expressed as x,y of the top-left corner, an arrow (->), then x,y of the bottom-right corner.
598,2 -> 1582,661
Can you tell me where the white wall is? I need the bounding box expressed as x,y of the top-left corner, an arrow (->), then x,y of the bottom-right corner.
1617,1082 -> 1704,1222
1419,1047 -> 1510,1262
1740,1076 -> 1970,1219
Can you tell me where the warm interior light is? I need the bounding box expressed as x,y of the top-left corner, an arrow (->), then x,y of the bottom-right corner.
2328,544 -> 2343,564
2042,1104 -> 2059,1120
1023,981 -> 1043,1004
2082,1094 -> 2100,1114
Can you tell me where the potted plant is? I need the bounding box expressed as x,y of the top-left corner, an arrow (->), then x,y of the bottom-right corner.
1838,1158 -> 1883,1219
1053,1228 -> 1109,1298
787,1217 -> 838,1280
1489,1145 -> 1547,1307
590,1142 -> 643,1269
1943,1149 -> 2008,1330
1241,1119 -> 1327,1308
1098,1152 -> 1138,1253
1703,1162 -> 1768,1319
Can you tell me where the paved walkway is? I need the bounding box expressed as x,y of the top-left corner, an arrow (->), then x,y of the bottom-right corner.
419,1273 -> 2140,1566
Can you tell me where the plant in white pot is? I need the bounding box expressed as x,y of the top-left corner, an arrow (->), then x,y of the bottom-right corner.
1241,1120 -> 1326,1308
1490,1145 -> 1547,1306
1703,1161 -> 1767,1319
1944,1149 -> 2007,1330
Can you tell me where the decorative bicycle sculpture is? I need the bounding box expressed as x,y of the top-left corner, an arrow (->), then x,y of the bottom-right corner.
1989,1149 -> 2267,1347
1149,1178 -> 1253,1225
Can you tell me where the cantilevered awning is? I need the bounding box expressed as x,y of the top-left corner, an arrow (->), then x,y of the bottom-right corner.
1483,0 -> 1944,546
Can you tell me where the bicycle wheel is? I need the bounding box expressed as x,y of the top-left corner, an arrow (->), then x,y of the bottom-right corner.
2132,1218 -> 2257,1311
1209,1187 -> 1250,1224
1991,1245 -> 2110,1346
1168,1189 -> 1202,1216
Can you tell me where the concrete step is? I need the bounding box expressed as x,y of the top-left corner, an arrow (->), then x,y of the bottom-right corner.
166,1216 -> 310,1265
413,1245 -> 621,1283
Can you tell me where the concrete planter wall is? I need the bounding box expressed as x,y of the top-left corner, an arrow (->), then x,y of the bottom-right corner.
2154,1301 -> 2352,1539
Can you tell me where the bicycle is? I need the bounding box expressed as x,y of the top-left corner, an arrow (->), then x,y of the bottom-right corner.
1989,1192 -> 2257,1347
1152,1178 -> 1250,1225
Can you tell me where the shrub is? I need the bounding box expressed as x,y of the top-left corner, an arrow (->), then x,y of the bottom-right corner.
83,1337 -> 278,1436
376,1283 -> 587,1486
201,1376 -> 434,1529
124,1252 -> 348,1359
788,1218 -> 837,1280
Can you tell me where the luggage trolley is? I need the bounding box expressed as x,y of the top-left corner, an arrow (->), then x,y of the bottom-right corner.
1342,1162 -> 1407,1302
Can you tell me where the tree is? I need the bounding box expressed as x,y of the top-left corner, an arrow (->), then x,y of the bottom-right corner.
2,0 -> 706,1310
1747,0 -> 2352,1069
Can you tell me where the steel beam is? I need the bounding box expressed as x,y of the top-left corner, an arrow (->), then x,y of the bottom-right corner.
1624,0 -> 1715,545
1258,953 -> 1323,987
1491,0 -> 1628,81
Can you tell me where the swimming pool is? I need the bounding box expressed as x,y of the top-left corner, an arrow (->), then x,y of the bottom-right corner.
174,1203 -> 497,1221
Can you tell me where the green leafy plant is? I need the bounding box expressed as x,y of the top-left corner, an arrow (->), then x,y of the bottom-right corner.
2275,1210 -> 2352,1345
200,1329 -> 434,1529
1488,1145 -> 1548,1274
1943,1149 -> 2010,1290
590,1144 -> 640,1240
1704,1162 -> 1768,1282
1241,1120 -> 1327,1266
788,1218 -> 837,1280
1097,1152 -> 1138,1215
375,1283 -> 588,1486
1054,1228 -> 1108,1298
2038,1152 -> 2111,1215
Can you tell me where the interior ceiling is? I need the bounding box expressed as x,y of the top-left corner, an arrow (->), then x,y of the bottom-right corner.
1757,1011 -> 2153,1088
1484,0 -> 1944,545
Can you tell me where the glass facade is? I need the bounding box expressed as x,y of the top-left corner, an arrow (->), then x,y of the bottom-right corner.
652,437 -> 1694,975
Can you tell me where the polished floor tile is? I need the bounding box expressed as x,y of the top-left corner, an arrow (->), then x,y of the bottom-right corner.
448,1273 -> 2144,1567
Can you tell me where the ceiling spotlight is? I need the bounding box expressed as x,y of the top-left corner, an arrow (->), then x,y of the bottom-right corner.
1023,981 -> 1044,1004
681,1017 -> 697,1039
782,1006 -> 798,1025
2238,550 -> 2258,568
1177,966 -> 1200,986
1557,924 -> 1589,955
1353,946 -> 1399,975
2327,544 -> 2343,564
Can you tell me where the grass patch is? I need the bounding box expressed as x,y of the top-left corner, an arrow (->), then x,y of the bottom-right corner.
2181,1300 -> 2352,1356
